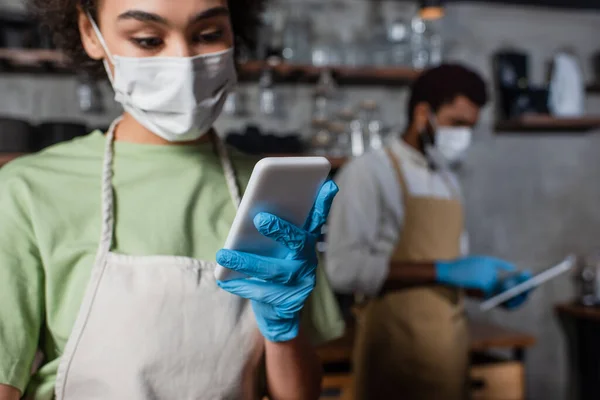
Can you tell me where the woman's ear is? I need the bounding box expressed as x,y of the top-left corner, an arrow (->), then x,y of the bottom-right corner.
78,8 -> 105,61
412,102 -> 431,134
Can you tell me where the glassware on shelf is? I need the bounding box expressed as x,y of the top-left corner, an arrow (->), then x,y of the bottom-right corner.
410,17 -> 429,69
258,59 -> 284,118
328,121 -> 350,157
428,19 -> 444,67
410,16 -> 444,69
387,18 -> 411,66
282,3 -> 313,65
313,69 -> 341,122
366,2 -> 391,67
341,30 -> 366,68
309,125 -> 334,156
349,119 -> 366,157
311,33 -> 343,67
257,8 -> 284,61
76,73 -> 104,114
223,88 -> 248,117
360,100 -> 384,151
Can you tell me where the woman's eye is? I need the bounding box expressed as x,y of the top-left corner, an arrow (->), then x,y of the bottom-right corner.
193,30 -> 224,44
131,37 -> 164,49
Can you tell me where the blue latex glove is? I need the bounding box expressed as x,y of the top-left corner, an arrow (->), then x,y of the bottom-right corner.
492,270 -> 533,310
435,256 -> 516,296
216,180 -> 339,342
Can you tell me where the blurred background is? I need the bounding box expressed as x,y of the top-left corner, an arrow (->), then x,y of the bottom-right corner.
1,0 -> 600,399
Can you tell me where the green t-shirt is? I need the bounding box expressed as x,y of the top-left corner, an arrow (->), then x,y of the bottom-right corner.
0,131 -> 344,399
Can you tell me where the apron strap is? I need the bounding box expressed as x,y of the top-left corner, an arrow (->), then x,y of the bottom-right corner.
385,147 -> 461,201
384,147 -> 410,206
99,119 -> 242,253
212,131 -> 241,209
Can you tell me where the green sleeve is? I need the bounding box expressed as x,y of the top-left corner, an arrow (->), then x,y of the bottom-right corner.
0,166 -> 44,393
302,258 -> 346,346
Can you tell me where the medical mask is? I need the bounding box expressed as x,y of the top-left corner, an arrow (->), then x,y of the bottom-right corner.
88,14 -> 236,142
435,126 -> 473,163
425,115 -> 472,164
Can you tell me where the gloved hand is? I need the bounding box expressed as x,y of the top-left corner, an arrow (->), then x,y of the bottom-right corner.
491,270 -> 533,310
435,256 -> 516,296
216,180 -> 339,342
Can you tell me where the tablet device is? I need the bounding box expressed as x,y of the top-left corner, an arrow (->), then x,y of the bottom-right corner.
214,157 -> 331,281
479,254 -> 576,312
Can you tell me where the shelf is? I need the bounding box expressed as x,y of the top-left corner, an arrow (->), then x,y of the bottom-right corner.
238,61 -> 421,86
0,153 -> 27,167
556,302 -> 600,322
496,115 -> 600,133
587,83 -> 600,94
0,48 -> 69,71
0,49 -> 421,86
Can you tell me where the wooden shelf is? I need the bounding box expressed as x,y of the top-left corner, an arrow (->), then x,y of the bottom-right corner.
0,49 -> 420,86
556,302 -> 600,322
469,322 -> 536,352
496,115 -> 600,133
587,83 -> 600,94
238,61 -> 421,86
0,153 -> 27,167
0,48 -> 69,71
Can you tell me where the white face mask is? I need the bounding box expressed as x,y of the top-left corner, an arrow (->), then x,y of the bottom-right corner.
425,115 -> 473,165
88,14 -> 236,142
435,126 -> 473,164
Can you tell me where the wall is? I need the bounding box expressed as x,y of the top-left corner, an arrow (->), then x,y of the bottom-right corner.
2,1 -> 600,399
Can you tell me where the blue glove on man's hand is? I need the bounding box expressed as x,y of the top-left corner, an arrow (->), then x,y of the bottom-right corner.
435,256 -> 516,296
216,180 -> 339,342
491,270 -> 533,310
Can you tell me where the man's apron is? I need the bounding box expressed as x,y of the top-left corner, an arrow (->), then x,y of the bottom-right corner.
353,148 -> 469,400
54,119 -> 264,400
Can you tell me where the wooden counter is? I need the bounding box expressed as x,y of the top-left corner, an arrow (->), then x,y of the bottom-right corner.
318,320 -> 535,399
316,319 -> 536,364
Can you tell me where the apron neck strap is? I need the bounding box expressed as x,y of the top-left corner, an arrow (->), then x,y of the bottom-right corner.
385,147 -> 461,201
385,147 -> 410,205
100,119 -> 241,252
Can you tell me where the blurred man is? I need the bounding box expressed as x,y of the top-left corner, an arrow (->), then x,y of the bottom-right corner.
326,64 -> 531,400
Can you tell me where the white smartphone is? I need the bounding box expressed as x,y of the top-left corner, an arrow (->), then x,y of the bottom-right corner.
214,157 -> 331,281
479,254 -> 576,312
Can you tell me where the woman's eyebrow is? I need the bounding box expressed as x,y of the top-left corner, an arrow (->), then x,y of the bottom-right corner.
117,10 -> 168,25
189,6 -> 230,24
117,7 -> 229,26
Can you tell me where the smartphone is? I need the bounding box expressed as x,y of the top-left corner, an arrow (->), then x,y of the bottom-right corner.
479,254 -> 576,312
214,157 -> 331,281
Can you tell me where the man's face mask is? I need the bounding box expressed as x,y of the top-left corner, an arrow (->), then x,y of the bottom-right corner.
423,114 -> 473,166
87,13 -> 237,142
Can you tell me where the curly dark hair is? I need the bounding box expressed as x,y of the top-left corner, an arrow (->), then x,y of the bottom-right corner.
407,63 -> 488,123
28,0 -> 265,78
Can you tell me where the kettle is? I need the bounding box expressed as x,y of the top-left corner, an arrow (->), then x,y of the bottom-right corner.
548,51 -> 585,117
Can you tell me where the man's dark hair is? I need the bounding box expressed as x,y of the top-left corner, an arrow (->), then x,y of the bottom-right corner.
407,64 -> 488,123
28,0 -> 265,78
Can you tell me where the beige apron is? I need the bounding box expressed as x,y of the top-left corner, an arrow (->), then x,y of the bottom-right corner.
353,148 -> 469,400
54,119 -> 264,400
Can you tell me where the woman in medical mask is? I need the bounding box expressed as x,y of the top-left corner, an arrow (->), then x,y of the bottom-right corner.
326,64 -> 533,399
0,1 -> 343,399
